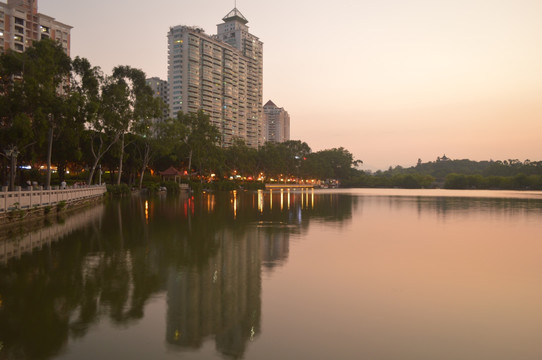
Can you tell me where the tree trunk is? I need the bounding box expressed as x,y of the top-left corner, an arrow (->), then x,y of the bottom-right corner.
46,127 -> 54,190
138,143 -> 151,190
87,157 -> 99,185
117,133 -> 125,185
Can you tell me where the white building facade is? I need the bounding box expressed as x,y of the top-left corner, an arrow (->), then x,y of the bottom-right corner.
167,8 -> 263,148
263,100 -> 290,143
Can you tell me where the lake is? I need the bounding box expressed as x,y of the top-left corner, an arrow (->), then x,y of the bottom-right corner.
1,189 -> 542,360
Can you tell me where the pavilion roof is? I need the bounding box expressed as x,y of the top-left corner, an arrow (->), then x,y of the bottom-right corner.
160,166 -> 181,176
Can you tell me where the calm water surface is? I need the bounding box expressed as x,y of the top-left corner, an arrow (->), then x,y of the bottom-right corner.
1,189 -> 542,359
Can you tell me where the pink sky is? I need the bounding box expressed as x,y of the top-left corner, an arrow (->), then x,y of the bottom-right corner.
40,0 -> 542,170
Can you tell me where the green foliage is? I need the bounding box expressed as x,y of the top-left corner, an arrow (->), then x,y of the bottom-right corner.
177,110 -> 223,177
189,181 -> 203,193
383,157 -> 542,181
444,173 -> 542,190
224,138 -> 258,176
143,182 -> 160,193
106,184 -> 130,196
161,181 -> 181,195
56,200 -> 67,212
343,173 -> 435,189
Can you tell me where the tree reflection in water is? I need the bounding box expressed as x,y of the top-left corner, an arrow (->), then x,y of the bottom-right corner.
0,190 -> 354,359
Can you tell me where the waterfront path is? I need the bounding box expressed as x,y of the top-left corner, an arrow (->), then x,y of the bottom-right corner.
1,185 -> 106,213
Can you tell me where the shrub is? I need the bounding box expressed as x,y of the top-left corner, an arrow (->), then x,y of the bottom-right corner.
161,181 -> 181,195
106,184 -> 130,196
57,200 -> 67,212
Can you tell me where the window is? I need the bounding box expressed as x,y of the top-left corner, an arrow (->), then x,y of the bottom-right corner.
14,35 -> 23,43
15,26 -> 24,34
15,17 -> 24,25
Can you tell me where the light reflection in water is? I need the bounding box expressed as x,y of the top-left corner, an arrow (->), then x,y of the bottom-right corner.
280,189 -> 284,210
206,193 -> 215,213
287,189 -> 290,209
258,190 -> 264,213
145,200 -> 149,223
270,189 -> 273,210
232,190 -> 237,219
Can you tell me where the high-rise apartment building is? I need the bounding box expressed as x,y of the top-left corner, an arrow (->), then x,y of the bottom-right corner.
0,0 -> 71,55
146,77 -> 169,121
263,100 -> 290,143
167,8 -> 263,147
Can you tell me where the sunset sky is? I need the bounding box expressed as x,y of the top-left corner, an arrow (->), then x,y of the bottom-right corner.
40,0 -> 542,170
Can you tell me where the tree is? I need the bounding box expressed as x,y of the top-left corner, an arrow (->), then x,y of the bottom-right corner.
106,66 -> 159,185
176,110 -> 222,179
224,138 -> 258,178
281,140 -> 311,178
0,49 -> 33,189
303,147 -> 360,181
257,142 -> 288,179
22,39 -> 72,189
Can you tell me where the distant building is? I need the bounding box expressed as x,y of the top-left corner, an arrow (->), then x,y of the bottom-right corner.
263,100 -> 290,143
146,77 -> 169,122
0,0 -> 72,55
167,7 -> 263,147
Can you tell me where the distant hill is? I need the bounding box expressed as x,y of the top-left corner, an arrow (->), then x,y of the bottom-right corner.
343,157 -> 542,189
377,157 -> 542,181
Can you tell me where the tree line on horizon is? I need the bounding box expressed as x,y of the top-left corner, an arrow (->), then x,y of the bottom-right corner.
343,156 -> 542,190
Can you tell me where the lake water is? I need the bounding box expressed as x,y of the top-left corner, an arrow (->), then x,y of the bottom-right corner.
1,189 -> 542,360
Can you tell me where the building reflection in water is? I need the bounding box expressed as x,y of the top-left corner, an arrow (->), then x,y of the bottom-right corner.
0,191 -> 354,360
166,228 -> 262,357
162,190 -> 357,357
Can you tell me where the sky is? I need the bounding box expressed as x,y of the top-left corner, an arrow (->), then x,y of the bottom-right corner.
39,0 -> 542,170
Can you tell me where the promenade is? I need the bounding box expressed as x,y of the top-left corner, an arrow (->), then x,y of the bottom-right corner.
0,185 -> 107,214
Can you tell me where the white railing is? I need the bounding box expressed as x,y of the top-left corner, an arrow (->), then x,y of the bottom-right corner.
0,185 -> 106,213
